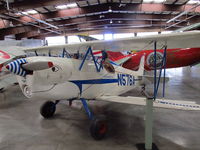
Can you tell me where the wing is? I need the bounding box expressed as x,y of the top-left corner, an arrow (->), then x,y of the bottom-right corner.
97,96 -> 200,111
24,31 -> 200,55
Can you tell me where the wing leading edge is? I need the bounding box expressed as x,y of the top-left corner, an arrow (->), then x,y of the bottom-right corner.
25,31 -> 200,54
98,96 -> 200,111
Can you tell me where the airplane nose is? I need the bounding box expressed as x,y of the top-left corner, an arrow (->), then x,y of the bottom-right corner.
6,58 -> 27,77
5,64 -> 9,70
0,63 -> 3,71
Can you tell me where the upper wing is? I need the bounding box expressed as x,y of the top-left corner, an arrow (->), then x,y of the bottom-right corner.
25,31 -> 200,54
98,96 -> 200,111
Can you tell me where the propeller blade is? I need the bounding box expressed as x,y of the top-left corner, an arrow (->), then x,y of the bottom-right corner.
22,61 -> 53,71
6,58 -> 27,77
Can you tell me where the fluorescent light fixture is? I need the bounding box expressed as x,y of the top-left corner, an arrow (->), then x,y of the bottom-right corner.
55,5 -> 68,9
15,12 -> 22,16
187,0 -> 200,4
108,6 -> 112,12
21,11 -> 28,15
153,0 -> 166,3
15,10 -> 38,16
26,10 -> 38,14
55,3 -> 77,9
67,3 -> 77,8
143,0 -> 165,3
143,0 -> 153,3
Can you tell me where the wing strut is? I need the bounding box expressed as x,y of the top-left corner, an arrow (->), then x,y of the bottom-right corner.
62,48 -> 71,58
79,46 -> 103,72
154,45 -> 167,99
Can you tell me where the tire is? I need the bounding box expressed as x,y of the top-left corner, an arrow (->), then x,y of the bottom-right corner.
40,101 -> 56,118
0,88 -> 4,93
90,115 -> 108,140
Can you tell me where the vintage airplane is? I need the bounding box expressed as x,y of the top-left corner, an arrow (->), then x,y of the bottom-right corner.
1,34 -> 200,91
79,35 -> 200,71
2,31 -> 200,140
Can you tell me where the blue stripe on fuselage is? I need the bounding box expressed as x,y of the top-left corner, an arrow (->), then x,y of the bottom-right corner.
70,78 -> 118,95
70,78 -> 118,85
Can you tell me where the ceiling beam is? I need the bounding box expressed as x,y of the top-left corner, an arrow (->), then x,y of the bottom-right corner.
16,21 -> 184,39
31,26 -> 180,39
1,3 -> 199,15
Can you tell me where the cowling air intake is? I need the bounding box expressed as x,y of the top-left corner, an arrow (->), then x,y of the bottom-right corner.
6,58 -> 27,77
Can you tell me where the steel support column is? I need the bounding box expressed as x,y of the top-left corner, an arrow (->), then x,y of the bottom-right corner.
145,97 -> 154,150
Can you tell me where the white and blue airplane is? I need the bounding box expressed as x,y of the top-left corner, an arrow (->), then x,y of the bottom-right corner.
2,31 -> 200,140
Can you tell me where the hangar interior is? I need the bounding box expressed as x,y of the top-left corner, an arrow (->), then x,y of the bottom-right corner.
0,0 -> 200,150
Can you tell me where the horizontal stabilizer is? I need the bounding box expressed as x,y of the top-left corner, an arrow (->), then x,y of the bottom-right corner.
22,61 -> 54,71
98,96 -> 200,111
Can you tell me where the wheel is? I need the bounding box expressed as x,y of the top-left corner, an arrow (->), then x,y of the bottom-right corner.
0,88 -> 5,93
90,115 -> 108,140
40,101 -> 56,118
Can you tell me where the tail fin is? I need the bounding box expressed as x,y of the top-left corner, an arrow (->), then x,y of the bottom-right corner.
115,55 -> 145,76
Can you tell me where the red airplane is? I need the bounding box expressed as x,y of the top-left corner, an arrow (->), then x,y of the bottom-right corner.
78,35 -> 200,71
107,47 -> 200,71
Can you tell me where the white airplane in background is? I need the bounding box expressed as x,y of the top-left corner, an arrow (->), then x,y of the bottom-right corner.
2,31 -> 200,140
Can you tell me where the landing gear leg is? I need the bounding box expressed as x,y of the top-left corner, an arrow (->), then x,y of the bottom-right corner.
80,98 -> 108,140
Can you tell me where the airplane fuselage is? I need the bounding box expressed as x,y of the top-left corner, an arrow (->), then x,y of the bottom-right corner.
109,47 -> 200,71
16,57 -> 140,100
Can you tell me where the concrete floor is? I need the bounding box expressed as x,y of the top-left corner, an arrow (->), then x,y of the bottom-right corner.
0,66 -> 200,150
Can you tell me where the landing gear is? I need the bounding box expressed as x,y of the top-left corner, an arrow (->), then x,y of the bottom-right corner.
80,98 -> 108,140
0,88 -> 5,93
90,115 -> 107,140
40,98 -> 108,140
40,101 -> 56,118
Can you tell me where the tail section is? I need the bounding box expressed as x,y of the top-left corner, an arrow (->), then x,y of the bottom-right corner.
114,55 -> 145,77
137,55 -> 145,76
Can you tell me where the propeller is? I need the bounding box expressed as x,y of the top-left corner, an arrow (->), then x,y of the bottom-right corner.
6,58 -> 54,77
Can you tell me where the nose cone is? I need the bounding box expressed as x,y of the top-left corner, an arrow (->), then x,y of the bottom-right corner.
6,64 -> 10,70
5,63 -> 12,72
